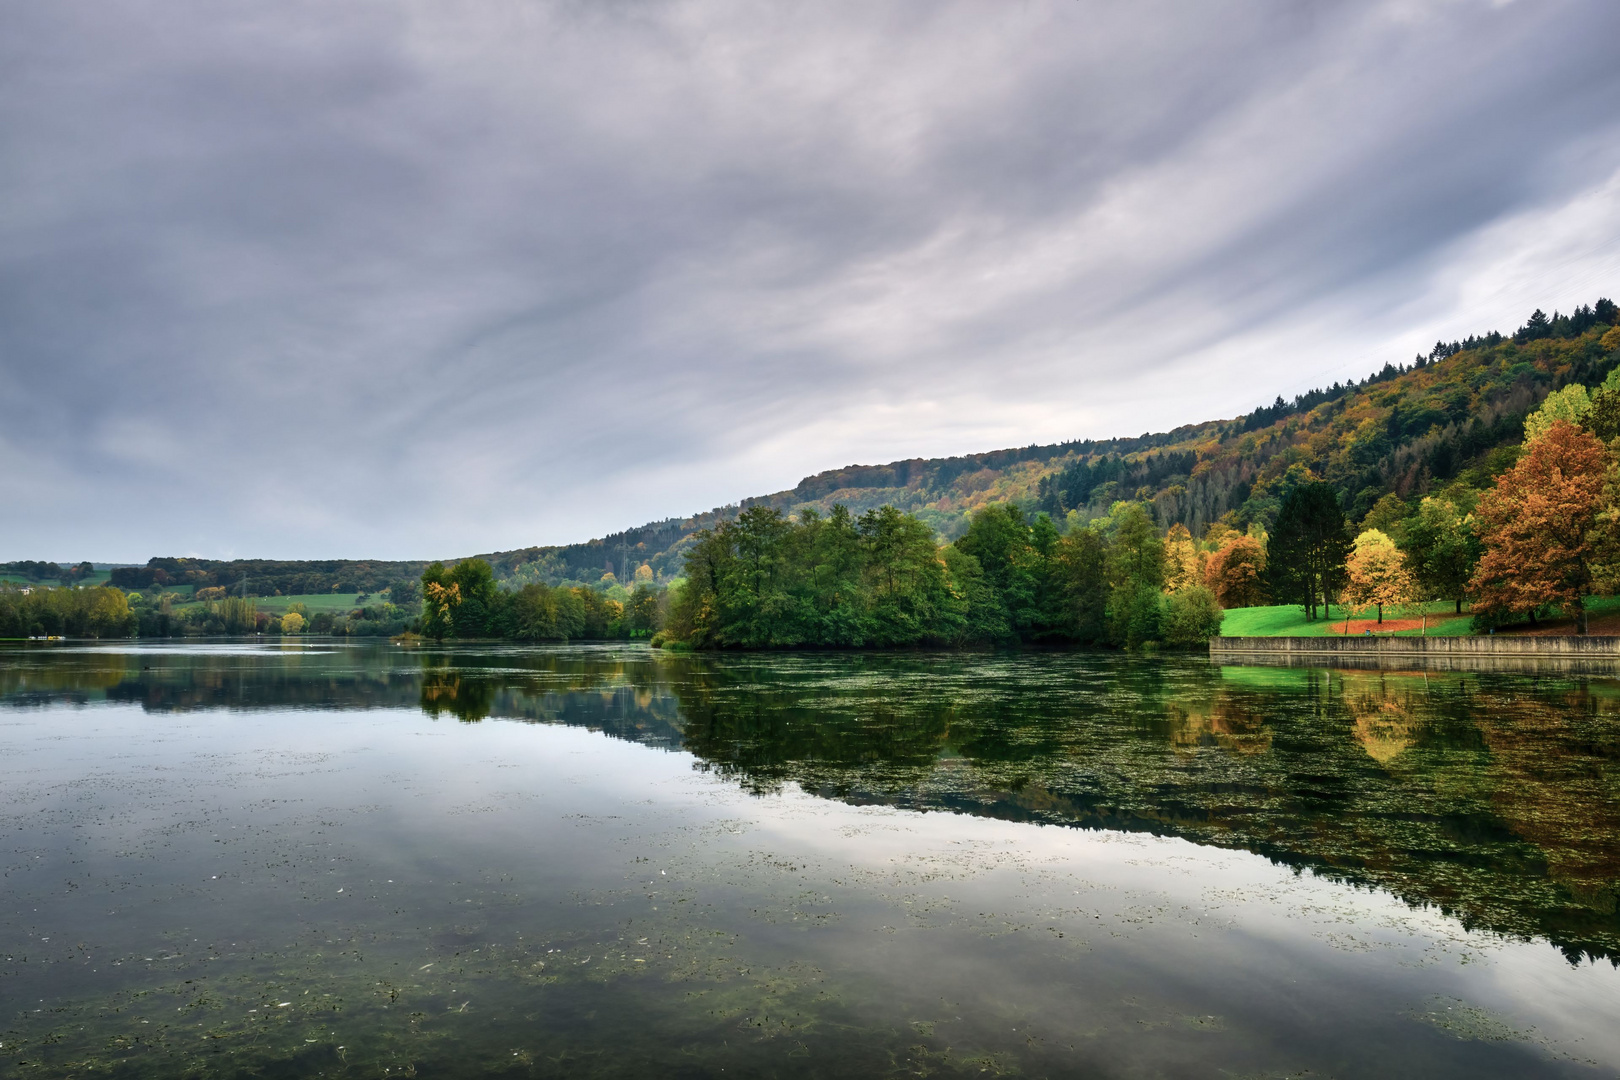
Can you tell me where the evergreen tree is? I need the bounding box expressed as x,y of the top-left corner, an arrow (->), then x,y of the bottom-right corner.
1267,481 -> 1351,619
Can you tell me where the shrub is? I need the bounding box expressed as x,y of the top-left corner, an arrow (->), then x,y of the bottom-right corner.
1161,585 -> 1224,647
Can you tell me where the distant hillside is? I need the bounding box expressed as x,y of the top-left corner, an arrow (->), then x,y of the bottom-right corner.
481,299 -> 1618,587
101,299 -> 1619,597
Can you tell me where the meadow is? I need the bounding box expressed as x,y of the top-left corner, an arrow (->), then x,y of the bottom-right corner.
1221,595 -> 1620,638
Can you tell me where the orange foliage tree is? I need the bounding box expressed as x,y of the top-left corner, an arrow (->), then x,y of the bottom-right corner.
1203,535 -> 1267,608
1469,420 -> 1612,633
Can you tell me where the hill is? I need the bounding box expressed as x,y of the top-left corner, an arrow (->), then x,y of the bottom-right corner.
479,299 -> 1619,587
97,298 -> 1618,597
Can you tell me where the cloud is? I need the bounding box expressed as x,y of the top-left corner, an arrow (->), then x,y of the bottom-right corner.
2,0 -> 1618,559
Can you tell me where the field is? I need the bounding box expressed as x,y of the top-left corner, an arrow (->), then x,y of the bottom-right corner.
1220,595 -> 1620,638
0,569 -> 114,587
244,593 -> 381,613
172,593 -> 381,614
1220,601 -> 1475,638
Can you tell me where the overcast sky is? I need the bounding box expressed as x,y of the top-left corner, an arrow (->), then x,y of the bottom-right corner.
5,0 -> 1620,561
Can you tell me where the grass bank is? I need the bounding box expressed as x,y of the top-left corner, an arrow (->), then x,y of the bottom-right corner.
1221,601 -> 1474,638
1221,595 -> 1620,638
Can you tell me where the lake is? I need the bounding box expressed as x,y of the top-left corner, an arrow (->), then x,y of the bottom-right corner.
2,642 -> 1617,1077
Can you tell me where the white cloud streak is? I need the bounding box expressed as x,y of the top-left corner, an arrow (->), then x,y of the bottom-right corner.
2,0 -> 1617,559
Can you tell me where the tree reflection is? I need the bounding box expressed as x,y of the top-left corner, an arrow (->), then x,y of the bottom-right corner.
5,644 -> 1618,962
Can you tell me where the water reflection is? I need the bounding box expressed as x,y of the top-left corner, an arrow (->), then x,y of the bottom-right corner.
5,642 -> 1617,965
5,642 -> 1620,1078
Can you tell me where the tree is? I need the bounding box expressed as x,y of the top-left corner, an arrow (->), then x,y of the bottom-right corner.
1048,526 -> 1108,643
858,505 -> 950,645
1585,368 -> 1620,443
1161,585 -> 1223,647
1341,530 -> 1415,625
1359,492 -> 1410,543
388,578 -> 421,611
1163,524 -> 1199,592
280,611 -> 306,634
941,546 -> 1011,645
1469,420 -> 1610,633
1203,535 -> 1267,608
1267,481 -> 1351,619
1594,448 -> 1620,597
447,559 -> 499,638
420,562 -> 460,640
625,583 -> 660,635
1103,502 -> 1165,647
1401,496 -> 1480,613
955,504 -> 1038,633
1523,384 -> 1592,444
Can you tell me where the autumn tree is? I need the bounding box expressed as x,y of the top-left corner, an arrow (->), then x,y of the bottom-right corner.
1469,420 -> 1611,633
420,562 -> 461,640
1203,535 -> 1267,608
1341,529 -> 1416,625
1163,524 -> 1199,592
445,559 -> 499,638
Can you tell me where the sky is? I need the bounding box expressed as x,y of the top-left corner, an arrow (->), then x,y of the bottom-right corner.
4,0 -> 1620,562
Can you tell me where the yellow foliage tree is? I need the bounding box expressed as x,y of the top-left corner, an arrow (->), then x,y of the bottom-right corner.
634,563 -> 654,583
1523,384 -> 1592,445
280,611 -> 305,634
1341,529 -> 1416,627
1163,524 -> 1198,592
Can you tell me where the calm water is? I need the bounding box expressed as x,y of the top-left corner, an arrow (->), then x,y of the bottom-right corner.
2,642 -> 1618,1078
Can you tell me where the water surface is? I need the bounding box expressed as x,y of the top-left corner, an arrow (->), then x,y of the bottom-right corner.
2,642 -> 1617,1077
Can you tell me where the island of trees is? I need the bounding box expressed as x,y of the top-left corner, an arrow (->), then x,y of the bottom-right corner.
3,300 -> 1618,646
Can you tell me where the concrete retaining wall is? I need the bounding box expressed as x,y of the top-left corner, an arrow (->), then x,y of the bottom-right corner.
1211,635 -> 1620,658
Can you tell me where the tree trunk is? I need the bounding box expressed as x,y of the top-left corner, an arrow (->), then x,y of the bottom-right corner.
1376,603 -> 1383,624
1578,604 -> 1588,635
1454,597 -> 1462,615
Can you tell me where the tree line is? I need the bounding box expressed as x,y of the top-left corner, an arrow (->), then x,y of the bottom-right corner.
418,558 -> 660,642
0,586 -> 134,638
1198,363 -> 1620,632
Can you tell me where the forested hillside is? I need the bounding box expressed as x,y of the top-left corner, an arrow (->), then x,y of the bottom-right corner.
483,300 -> 1620,588
86,299 -> 1620,599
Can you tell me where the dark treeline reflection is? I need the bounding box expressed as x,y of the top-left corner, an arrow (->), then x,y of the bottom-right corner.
4,643 -> 1618,963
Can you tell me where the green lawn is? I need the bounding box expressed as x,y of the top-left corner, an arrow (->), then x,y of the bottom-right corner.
168,593 -> 384,614
0,570 -> 114,587
250,593 -> 387,613
1219,600 -> 1476,638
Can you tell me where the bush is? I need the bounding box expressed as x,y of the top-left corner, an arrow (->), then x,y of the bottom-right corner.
1161,585 -> 1224,647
